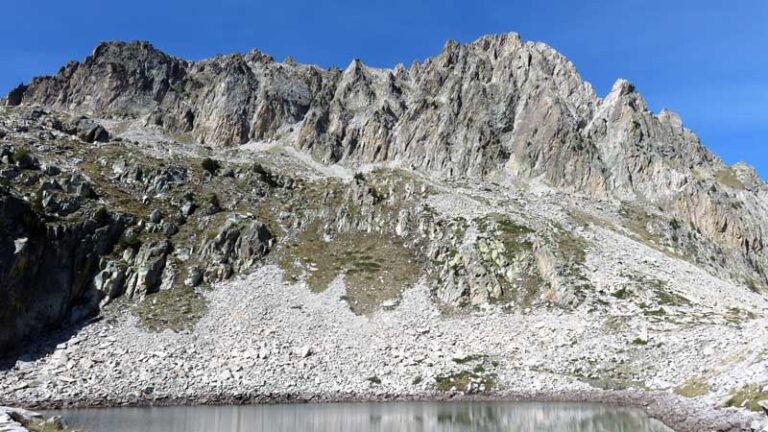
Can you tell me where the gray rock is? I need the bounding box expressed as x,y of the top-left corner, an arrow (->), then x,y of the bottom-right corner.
72,117 -> 110,143
759,400 -> 768,417
296,346 -> 312,358
149,209 -> 162,224
181,201 -> 196,217
184,267 -> 204,287
163,222 -> 178,237
125,240 -> 171,298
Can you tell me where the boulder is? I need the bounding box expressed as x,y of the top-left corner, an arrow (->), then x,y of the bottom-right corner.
149,209 -> 162,224
124,240 -> 171,298
72,118 -> 110,143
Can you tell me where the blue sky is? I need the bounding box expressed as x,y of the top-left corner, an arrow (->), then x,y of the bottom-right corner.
2,0 -> 766,177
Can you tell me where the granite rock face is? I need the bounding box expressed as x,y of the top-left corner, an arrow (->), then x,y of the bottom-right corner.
11,35 -> 766,291
0,193 -> 125,351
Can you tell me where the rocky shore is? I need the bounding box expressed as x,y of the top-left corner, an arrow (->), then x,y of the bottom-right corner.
0,406 -> 68,432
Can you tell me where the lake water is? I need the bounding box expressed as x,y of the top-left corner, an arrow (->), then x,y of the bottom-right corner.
48,401 -> 674,431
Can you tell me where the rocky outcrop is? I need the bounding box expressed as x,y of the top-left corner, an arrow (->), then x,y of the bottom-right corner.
0,109 -> 283,351
0,406 -> 68,431
194,219 -> 274,285
0,193 -> 125,352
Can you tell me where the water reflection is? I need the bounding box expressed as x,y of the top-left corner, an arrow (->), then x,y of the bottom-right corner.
50,401 -> 673,432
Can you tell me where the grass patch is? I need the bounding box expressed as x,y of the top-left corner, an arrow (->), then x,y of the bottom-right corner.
619,203 -> 657,245
656,290 -> 690,306
12,146 -> 32,167
26,420 -> 69,432
278,222 -> 421,315
624,272 -> 690,307
133,287 -> 208,332
644,308 -> 666,317
367,376 -> 382,385
725,384 -> 768,411
552,223 -> 592,298
716,167 -> 746,190
675,378 -> 710,398
435,371 -> 498,393
604,316 -> 629,333
570,209 -> 616,230
611,287 -> 631,300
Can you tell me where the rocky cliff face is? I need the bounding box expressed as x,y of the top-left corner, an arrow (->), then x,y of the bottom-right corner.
11,35 -> 766,286
0,192 -> 124,351
1,33 -> 766,354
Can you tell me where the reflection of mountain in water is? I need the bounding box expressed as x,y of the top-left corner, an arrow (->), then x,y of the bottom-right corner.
52,402 -> 673,432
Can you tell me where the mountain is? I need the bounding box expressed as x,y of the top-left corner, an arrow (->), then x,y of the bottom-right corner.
10,36 -> 766,281
1,34 -> 767,431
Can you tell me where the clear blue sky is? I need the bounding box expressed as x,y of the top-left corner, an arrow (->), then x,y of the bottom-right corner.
2,0 -> 766,177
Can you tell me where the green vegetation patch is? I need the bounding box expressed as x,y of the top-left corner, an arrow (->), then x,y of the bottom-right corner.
26,420 -> 70,432
715,167 -> 746,190
675,378 -> 711,398
552,223 -> 592,297
611,287 -> 632,300
134,287 -> 209,332
435,371 -> 498,393
619,203 -> 657,245
603,316 -> 629,333
643,308 -> 666,317
622,271 -> 690,308
278,222 -> 422,315
725,384 -> 768,412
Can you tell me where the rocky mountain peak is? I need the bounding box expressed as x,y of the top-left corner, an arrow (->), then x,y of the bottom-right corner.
468,32 -> 524,54
244,48 -> 275,64
608,78 -> 636,97
5,34 -> 766,282
657,109 -> 684,131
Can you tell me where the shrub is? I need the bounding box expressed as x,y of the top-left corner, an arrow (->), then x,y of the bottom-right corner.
118,233 -> 142,251
206,193 -> 220,208
201,157 -> 220,174
93,206 -> 110,225
725,384 -> 768,412
13,147 -> 31,166
252,162 -> 269,177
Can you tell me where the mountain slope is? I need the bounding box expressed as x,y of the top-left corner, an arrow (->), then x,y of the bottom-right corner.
9,34 -> 767,290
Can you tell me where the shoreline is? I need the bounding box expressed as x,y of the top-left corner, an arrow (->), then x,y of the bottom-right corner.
9,388 -> 764,432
